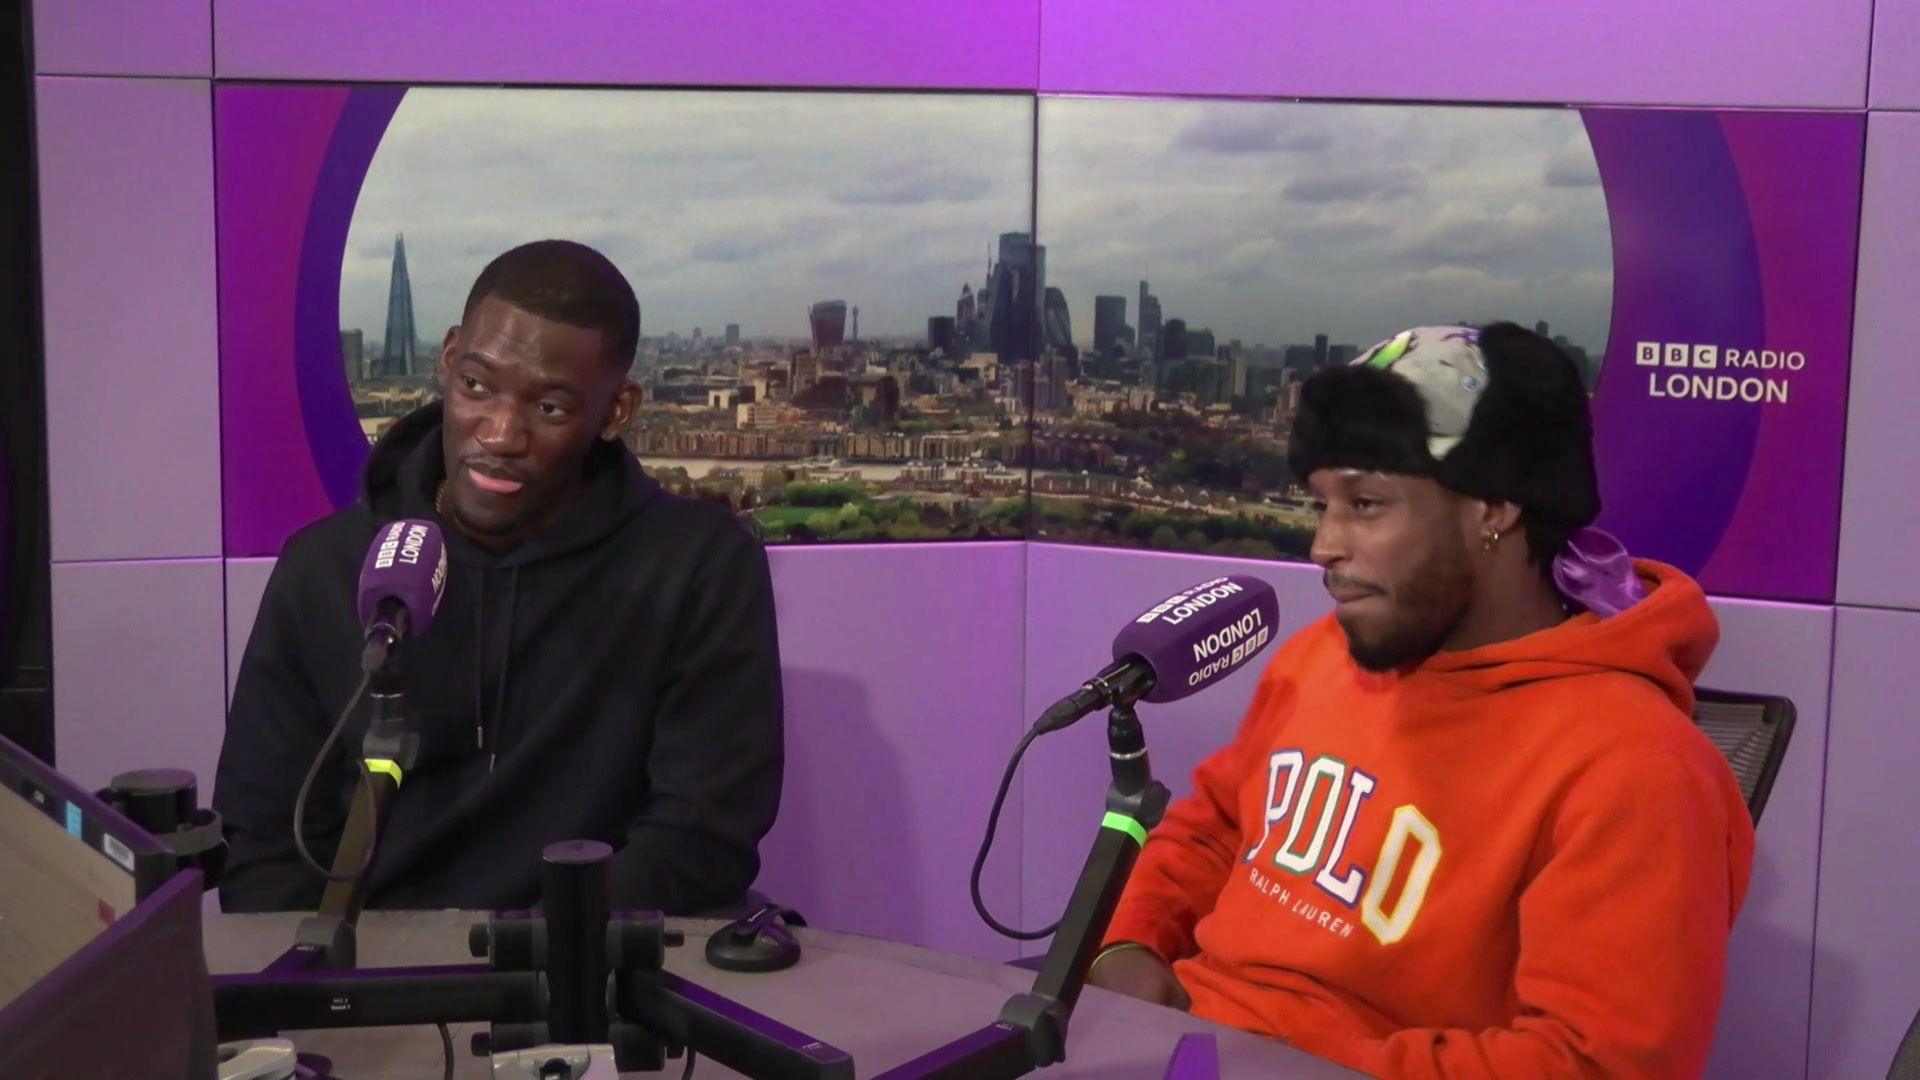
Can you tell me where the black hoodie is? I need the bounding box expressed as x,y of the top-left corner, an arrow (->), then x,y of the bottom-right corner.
213,402 -> 783,913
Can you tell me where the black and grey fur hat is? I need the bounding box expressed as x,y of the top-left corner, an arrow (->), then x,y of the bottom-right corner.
1287,322 -> 1600,551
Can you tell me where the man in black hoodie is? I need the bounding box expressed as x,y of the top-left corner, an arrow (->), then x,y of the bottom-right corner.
214,240 -> 783,914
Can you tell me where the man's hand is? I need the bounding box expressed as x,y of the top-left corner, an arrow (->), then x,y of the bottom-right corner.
1088,945 -> 1192,1011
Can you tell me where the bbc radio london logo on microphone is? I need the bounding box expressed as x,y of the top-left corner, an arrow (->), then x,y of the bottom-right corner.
374,521 -> 433,570
1634,341 -> 1803,404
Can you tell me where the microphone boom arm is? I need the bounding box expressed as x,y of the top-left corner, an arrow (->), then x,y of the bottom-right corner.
877,702 -> 1171,1079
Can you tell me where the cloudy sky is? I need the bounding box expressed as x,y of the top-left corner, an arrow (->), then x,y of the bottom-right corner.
341,88 -> 1035,342
342,89 -> 1612,357
1038,97 -> 1612,354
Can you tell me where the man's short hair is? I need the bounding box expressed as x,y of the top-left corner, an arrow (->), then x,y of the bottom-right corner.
462,240 -> 641,373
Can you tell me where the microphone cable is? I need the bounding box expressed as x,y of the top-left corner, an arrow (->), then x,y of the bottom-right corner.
969,722 -> 1060,941
292,668 -> 382,883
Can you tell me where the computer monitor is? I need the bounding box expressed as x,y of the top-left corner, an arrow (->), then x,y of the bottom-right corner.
0,733 -> 216,1077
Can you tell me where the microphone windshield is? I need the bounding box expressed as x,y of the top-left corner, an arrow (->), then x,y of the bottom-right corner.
356,519 -> 448,638
1111,576 -> 1279,704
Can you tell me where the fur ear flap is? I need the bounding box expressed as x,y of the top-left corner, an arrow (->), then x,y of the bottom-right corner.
1434,322 -> 1600,527
1286,364 -> 1437,483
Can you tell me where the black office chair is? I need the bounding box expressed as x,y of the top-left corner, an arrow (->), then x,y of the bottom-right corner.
1893,1009 -> 1920,1080
1690,687 -> 1796,824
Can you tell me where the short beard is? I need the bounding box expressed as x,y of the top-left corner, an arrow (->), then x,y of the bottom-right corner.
1340,539 -> 1474,673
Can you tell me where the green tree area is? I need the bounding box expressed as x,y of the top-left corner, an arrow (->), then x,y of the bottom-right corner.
1031,498 -> 1314,561
1060,409 -> 1297,494
750,484 -> 1025,543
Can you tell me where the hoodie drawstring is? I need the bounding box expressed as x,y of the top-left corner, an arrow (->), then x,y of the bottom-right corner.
471,565 -> 521,772
490,568 -> 520,768
473,569 -> 488,757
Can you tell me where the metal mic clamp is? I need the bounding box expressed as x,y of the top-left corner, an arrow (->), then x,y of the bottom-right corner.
359,601 -> 412,675
1105,701 -> 1153,797
1034,658 -> 1157,735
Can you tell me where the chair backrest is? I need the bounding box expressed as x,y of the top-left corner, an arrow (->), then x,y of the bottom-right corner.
1888,1005 -> 1920,1078
1691,687 -> 1795,824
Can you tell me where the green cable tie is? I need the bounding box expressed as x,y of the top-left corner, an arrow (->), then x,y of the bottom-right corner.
1101,811 -> 1147,847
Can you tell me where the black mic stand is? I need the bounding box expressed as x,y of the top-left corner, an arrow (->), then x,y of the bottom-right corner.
875,702 -> 1172,1079
216,634 -> 853,1076
274,642 -> 417,973
214,840 -> 854,1077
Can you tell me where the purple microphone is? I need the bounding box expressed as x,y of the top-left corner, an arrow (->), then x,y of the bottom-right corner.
356,518 -> 447,673
1036,575 -> 1280,733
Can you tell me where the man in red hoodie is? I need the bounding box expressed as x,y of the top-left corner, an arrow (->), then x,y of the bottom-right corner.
1090,323 -> 1754,1078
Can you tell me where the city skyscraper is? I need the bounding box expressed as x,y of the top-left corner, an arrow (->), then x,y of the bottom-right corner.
1093,295 -> 1128,359
789,350 -> 822,395
947,235 -> 1049,360
983,232 -> 1045,362
996,232 -> 1044,296
341,329 -> 364,383
809,300 -> 848,350
1137,280 -> 1162,361
987,258 -> 1020,358
1161,318 -> 1187,361
851,306 -> 860,343
1201,358 -> 1231,405
1313,333 -> 1329,368
725,323 -> 740,346
1042,287 -> 1073,358
1186,327 -> 1216,359
379,233 -> 418,378
928,316 -> 957,356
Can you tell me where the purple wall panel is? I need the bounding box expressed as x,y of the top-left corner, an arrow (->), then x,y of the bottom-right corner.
1018,544 -> 1829,1076
756,543 -> 1028,961
223,559 -> 275,702
36,77 -> 222,562
50,559 -> 228,794
212,0 -> 1040,89
1871,0 -> 1920,108
214,85 -> 371,557
1038,0 -> 1870,107
1810,608 -> 1920,1078
31,0 -> 212,77
1580,108 -> 1860,603
1697,598 -> 1832,1079
1837,113 -> 1920,611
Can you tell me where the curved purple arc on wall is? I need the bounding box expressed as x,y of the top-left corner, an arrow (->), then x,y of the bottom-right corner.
1582,109 -> 1764,579
1699,112 -> 1862,602
219,86 -> 351,556
295,87 -> 406,510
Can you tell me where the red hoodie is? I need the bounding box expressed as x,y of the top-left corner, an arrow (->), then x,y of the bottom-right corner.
1103,562 -> 1753,1078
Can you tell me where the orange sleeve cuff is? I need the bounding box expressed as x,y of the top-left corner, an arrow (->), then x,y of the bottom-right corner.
1102,902 -> 1195,964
